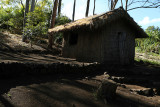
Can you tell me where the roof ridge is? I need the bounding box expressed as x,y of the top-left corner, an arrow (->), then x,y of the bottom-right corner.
90,7 -> 125,20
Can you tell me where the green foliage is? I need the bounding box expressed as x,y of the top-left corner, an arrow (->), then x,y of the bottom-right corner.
55,15 -> 71,26
0,6 -> 24,34
54,15 -> 71,44
24,11 -> 71,44
0,7 -> 13,29
0,0 -> 70,45
8,6 -> 24,33
135,26 -> 160,54
0,0 -> 53,33
24,11 -> 49,40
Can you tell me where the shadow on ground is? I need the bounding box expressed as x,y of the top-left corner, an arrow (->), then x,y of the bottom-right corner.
0,74 -> 117,107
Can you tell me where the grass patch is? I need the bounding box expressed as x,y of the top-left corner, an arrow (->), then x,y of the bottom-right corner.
135,48 -> 160,66
135,58 -> 160,66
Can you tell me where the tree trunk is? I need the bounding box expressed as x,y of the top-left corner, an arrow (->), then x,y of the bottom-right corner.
72,0 -> 76,21
24,0 -> 29,27
111,0 -> 113,10
125,0 -> 128,11
30,0 -> 35,12
50,0 -> 58,28
93,0 -> 96,15
121,0 -> 123,7
112,0 -> 118,10
58,0 -> 62,17
48,0 -> 58,49
85,0 -> 90,17
22,0 -> 30,42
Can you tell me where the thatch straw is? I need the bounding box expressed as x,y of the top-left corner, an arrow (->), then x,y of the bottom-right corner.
48,7 -> 148,38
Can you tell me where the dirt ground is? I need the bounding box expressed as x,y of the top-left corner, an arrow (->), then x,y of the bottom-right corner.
0,73 -> 125,107
0,50 -> 160,107
0,32 -> 160,107
0,66 -> 160,107
0,32 -> 120,107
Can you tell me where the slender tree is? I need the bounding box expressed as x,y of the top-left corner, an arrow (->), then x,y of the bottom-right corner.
30,0 -> 35,12
85,0 -> 90,17
72,0 -> 76,21
24,0 -> 29,27
111,0 -> 113,10
109,0 -> 118,10
48,0 -> 58,49
93,0 -> 96,15
120,0 -> 123,7
112,0 -> 118,10
125,0 -> 128,11
58,0 -> 62,17
50,0 -> 58,28
22,0 -> 30,42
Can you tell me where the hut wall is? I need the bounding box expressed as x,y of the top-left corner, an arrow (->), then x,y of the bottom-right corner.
62,20 -> 135,64
62,30 -> 103,62
102,21 -> 135,65
62,32 -> 77,58
76,30 -> 102,62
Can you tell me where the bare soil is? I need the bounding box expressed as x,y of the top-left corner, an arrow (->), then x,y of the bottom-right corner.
0,32 -> 160,107
0,75 -> 121,107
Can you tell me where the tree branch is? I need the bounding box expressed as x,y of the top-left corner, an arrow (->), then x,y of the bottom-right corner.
127,5 -> 160,11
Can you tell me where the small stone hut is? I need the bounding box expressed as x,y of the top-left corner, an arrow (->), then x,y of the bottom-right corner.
49,7 -> 148,65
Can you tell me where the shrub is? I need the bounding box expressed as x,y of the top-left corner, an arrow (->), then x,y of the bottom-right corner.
135,26 -> 160,54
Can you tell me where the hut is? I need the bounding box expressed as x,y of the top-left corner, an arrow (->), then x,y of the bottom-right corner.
48,7 -> 148,65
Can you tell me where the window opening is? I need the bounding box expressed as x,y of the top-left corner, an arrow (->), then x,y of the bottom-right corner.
69,32 -> 78,45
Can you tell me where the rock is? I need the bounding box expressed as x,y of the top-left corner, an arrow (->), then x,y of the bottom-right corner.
97,79 -> 118,101
85,76 -> 90,80
104,72 -> 107,75
154,88 -> 160,95
110,76 -> 124,83
119,84 -> 126,88
130,88 -> 154,96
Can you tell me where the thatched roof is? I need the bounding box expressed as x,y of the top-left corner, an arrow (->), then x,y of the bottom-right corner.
48,7 -> 148,38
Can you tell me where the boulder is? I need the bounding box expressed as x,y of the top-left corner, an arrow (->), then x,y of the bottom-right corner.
97,79 -> 118,101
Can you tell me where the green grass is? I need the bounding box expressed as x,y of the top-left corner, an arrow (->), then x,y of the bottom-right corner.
135,57 -> 160,66
135,47 -> 160,66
